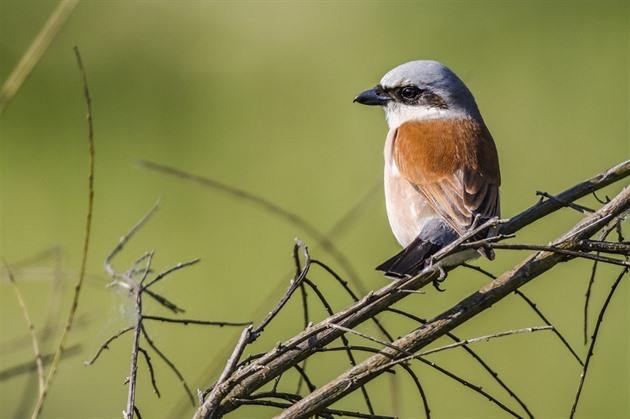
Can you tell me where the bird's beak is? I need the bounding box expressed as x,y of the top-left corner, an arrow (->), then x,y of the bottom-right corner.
353,86 -> 390,106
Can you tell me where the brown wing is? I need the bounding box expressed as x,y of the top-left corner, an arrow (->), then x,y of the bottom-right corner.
392,119 -> 500,235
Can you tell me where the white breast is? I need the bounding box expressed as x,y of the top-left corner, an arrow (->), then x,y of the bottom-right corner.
383,128 -> 435,247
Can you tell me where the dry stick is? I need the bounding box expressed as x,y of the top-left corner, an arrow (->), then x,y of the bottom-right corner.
137,347 -> 160,397
295,285 -> 309,395
399,361 -> 432,418
294,241 -> 310,396
142,316 -> 251,327
4,247 -> 67,394
105,201 -> 161,279
418,326 -> 553,357
583,258 -> 598,346
579,239 -> 630,255
0,0 -> 79,115
84,326 -> 135,365
194,166 -> 630,419
125,251 -> 154,419
231,398 -> 395,419
272,186 -> 629,419
570,267 -> 628,418
31,46 -> 95,419
469,242 -> 629,267
582,223 -> 621,345
291,364 -> 317,393
3,261 -> 45,394
144,259 -> 201,289
142,288 -> 184,314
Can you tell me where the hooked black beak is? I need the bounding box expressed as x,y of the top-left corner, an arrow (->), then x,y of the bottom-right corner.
353,86 -> 390,106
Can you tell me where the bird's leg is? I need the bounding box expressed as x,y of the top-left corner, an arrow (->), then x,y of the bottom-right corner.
425,258 -> 447,291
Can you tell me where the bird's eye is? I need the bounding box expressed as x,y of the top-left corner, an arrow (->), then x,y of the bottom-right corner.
400,86 -> 421,100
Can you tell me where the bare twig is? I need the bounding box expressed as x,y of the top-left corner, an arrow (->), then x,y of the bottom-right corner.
105,201 -> 161,279
143,259 -> 201,288
418,326 -> 553,357
232,397 -> 395,419
578,239 -> 630,255
467,242 -> 629,267
570,267 -> 628,417
138,347 -> 160,397
582,222 -> 622,344
0,0 -> 79,114
32,46 -> 95,419
3,260 -> 45,394
143,316 -> 251,327
84,326 -> 135,366
124,251 -> 154,419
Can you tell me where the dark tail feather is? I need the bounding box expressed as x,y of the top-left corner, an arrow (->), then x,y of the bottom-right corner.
375,237 -> 442,279
376,235 -> 495,278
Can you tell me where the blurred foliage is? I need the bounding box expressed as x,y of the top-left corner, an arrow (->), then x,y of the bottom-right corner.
0,1 -> 627,418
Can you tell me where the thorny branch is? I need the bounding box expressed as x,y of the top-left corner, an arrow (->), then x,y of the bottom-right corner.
193,161 -> 629,419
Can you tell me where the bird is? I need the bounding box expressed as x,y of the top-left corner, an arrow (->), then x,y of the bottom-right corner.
354,60 -> 501,279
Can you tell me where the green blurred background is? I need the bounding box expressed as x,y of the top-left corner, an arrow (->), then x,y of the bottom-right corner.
1,1 -> 628,418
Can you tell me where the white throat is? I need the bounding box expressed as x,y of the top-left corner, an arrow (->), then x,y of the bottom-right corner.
383,102 -> 468,130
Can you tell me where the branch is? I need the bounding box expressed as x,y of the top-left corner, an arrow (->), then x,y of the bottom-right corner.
273,185 -> 629,419
193,161 -> 629,418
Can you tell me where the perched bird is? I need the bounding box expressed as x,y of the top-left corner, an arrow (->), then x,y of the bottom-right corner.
354,60 -> 501,278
